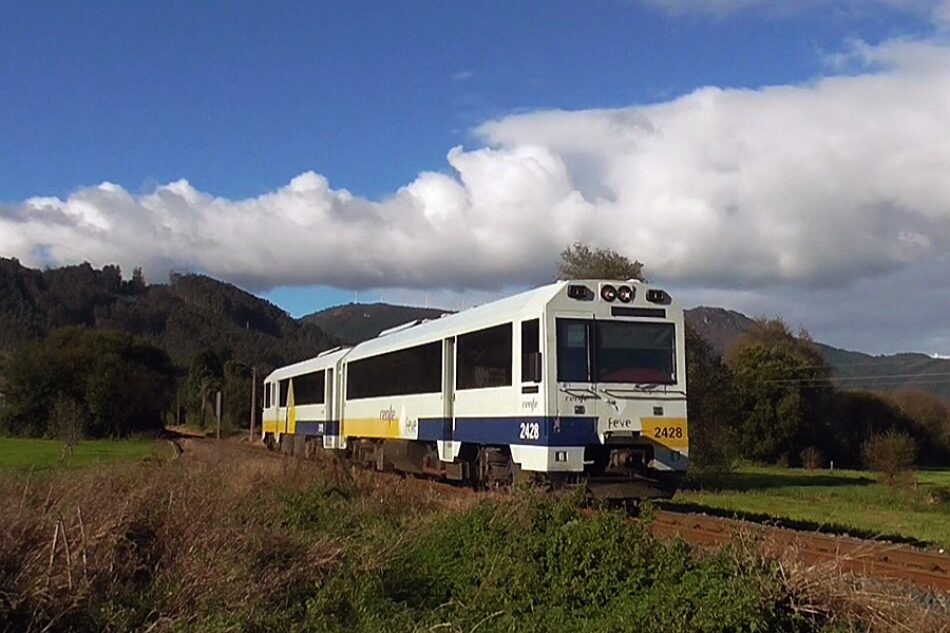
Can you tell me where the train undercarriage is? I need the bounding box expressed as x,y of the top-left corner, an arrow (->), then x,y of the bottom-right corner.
264,433 -> 684,500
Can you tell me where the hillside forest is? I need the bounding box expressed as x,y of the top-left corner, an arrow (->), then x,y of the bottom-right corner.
0,254 -> 948,471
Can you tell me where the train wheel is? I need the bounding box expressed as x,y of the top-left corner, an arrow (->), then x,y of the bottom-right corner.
476,447 -> 512,489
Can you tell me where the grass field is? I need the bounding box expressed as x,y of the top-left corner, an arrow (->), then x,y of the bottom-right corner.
0,437 -> 164,471
668,466 -> 950,550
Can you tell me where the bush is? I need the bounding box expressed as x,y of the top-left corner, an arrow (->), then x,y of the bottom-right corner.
800,446 -> 822,470
862,430 -> 917,486
47,395 -> 85,456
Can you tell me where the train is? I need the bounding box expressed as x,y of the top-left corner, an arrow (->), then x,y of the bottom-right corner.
261,279 -> 688,498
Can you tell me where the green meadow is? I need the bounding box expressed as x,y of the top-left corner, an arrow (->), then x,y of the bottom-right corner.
0,437 -> 164,471
669,465 -> 950,550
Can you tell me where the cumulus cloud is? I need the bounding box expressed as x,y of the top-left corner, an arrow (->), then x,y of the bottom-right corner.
2,39 -> 950,320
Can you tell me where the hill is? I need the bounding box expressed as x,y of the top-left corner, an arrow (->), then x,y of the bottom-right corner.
0,258 -> 336,372
685,305 -> 950,399
302,302 -> 451,344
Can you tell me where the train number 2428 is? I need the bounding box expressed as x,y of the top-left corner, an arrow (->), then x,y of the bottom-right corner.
653,426 -> 684,439
519,422 -> 541,441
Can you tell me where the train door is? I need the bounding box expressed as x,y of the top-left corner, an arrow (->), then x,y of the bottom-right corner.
443,337 -> 455,425
325,368 -> 334,422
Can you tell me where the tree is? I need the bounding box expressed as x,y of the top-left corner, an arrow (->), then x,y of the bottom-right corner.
223,360 -> 252,430
48,395 -> 85,456
862,430 -> 917,486
185,350 -> 224,429
0,327 -> 175,438
726,318 -> 831,464
557,242 -> 645,281
684,324 -> 739,471
886,389 -> 950,464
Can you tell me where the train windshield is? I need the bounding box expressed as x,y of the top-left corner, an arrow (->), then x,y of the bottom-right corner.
556,319 -> 676,384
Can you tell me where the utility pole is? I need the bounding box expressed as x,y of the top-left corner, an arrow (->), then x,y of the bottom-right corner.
215,391 -> 222,439
249,367 -> 257,442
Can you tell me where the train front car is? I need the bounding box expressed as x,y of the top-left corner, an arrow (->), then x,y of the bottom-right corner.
535,280 -> 688,498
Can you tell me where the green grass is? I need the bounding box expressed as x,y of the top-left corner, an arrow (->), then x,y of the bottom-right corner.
667,465 -> 950,550
0,437 -> 163,471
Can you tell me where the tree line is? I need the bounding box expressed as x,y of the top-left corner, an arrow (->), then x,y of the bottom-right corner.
1,244 -> 947,473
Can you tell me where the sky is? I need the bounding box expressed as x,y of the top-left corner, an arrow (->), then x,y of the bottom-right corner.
1,0 -> 949,356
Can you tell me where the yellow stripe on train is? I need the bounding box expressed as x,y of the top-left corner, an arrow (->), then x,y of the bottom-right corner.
342,417 -> 402,439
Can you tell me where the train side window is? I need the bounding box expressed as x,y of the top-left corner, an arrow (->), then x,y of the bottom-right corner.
279,379 -> 289,406
264,383 -> 271,408
294,370 -> 326,405
346,341 -> 442,399
457,323 -> 513,390
521,319 -> 541,383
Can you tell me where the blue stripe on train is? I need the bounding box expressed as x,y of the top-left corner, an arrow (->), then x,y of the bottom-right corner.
419,417 -> 599,447
293,417 -> 599,447
295,420 -> 340,436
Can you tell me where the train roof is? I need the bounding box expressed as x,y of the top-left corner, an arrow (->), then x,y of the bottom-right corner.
345,279 -> 670,361
265,346 -> 350,382
264,279 -> 676,380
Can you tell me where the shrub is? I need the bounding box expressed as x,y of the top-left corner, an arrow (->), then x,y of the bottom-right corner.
47,394 -> 86,456
861,430 -> 917,486
800,446 -> 822,470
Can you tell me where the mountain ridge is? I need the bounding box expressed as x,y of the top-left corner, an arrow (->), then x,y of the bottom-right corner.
0,258 -> 337,372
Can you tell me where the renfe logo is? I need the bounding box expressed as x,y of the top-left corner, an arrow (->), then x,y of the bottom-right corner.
522,398 -> 539,412
379,407 -> 396,421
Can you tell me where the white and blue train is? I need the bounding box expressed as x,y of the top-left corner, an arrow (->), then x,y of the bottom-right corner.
262,280 -> 688,497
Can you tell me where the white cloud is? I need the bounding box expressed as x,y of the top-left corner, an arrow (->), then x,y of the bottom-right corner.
2,38 -> 950,353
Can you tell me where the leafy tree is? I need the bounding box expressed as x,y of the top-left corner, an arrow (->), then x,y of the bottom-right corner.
557,242 -> 645,281
726,318 -> 831,463
684,324 -> 739,471
223,360 -> 252,430
885,389 -> 950,463
0,327 -> 175,438
186,350 -> 224,429
862,429 -> 917,486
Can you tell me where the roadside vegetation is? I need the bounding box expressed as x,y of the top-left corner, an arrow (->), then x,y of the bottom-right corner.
2,446 -> 939,633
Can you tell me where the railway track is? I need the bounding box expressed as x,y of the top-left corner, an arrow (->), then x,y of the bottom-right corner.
650,510 -> 950,593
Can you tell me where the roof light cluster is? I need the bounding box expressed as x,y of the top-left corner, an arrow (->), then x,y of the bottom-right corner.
599,284 -> 634,303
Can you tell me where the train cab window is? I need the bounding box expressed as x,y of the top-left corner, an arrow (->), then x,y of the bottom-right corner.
556,319 -> 591,382
521,319 -> 541,383
457,323 -> 512,389
294,370 -> 326,405
264,383 -> 271,408
279,379 -> 289,406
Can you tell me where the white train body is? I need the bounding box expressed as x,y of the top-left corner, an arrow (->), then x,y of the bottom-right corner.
262,280 -> 688,495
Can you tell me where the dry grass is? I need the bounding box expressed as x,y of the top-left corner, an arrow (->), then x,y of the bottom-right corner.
782,560 -> 949,632
0,439 -> 472,632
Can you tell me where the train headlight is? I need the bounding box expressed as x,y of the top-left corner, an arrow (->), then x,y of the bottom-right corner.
600,284 -> 617,302
646,289 -> 671,305
617,285 -> 633,303
567,284 -> 592,300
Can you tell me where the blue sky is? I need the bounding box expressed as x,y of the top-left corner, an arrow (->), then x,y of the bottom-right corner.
0,2 -> 931,201
1,1 -> 948,354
